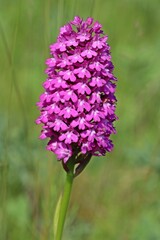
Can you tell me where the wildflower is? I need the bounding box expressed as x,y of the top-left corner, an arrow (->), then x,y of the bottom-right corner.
36,16 -> 117,174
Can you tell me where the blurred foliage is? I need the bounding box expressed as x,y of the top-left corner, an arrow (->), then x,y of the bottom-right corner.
0,0 -> 160,239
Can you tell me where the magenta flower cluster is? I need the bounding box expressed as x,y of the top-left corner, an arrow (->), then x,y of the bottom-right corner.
36,16 -> 117,168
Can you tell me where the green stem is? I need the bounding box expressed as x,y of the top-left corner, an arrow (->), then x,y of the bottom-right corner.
55,163 -> 74,240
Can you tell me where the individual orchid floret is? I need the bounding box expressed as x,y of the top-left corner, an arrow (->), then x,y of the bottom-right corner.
36,16 -> 117,175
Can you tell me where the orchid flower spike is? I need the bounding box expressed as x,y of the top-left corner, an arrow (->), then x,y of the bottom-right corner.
36,16 -> 117,176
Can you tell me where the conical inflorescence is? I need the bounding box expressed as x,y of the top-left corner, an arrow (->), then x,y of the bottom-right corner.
36,16 -> 117,171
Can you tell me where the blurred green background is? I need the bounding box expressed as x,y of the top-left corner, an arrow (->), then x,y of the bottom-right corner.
0,0 -> 160,239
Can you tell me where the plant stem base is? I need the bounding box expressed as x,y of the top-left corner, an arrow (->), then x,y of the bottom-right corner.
55,164 -> 74,240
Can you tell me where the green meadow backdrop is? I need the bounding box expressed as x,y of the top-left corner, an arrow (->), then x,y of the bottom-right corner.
0,0 -> 160,239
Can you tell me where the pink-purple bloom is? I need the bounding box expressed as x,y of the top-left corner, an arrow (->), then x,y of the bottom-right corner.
36,16 -> 117,173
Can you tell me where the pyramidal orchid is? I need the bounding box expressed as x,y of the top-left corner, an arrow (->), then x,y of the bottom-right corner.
36,16 -> 117,240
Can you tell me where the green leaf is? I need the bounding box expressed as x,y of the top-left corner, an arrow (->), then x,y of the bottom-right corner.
53,194 -> 62,238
